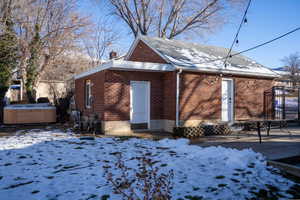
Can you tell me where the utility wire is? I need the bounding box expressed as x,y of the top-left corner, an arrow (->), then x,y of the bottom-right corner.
185,26 -> 300,66
230,26 -> 300,57
223,0 -> 252,67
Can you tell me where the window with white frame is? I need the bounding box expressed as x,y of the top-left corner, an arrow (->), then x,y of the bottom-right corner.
85,80 -> 92,108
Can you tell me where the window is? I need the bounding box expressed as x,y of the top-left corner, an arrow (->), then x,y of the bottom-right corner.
85,80 -> 92,108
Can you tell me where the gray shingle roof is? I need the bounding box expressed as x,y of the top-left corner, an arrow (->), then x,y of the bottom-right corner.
140,36 -> 277,77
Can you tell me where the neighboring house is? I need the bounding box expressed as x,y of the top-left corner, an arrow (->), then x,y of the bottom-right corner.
5,70 -> 23,103
273,67 -> 300,88
74,36 -> 278,134
35,80 -> 67,103
5,71 -> 67,104
5,51 -> 96,104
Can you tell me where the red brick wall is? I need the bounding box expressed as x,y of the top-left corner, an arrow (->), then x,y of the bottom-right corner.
179,72 -> 274,121
74,71 -> 105,119
127,40 -> 168,64
180,72 -> 222,121
235,76 -> 274,120
163,71 -> 177,120
104,70 -> 168,121
75,69 -> 274,123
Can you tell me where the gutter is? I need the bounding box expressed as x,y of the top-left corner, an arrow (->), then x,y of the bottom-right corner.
175,66 -> 279,79
176,69 -> 183,127
74,60 -> 174,80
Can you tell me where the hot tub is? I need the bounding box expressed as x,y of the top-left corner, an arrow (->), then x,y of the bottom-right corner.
4,103 -> 56,124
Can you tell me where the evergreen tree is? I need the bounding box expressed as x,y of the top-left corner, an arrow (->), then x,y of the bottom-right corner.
25,24 -> 41,103
0,13 -> 18,122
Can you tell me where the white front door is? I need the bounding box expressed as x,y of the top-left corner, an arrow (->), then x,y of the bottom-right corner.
130,81 -> 150,128
222,79 -> 234,122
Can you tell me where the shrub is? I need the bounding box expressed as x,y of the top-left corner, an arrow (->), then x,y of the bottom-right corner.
55,91 -> 73,123
37,97 -> 50,103
103,153 -> 174,200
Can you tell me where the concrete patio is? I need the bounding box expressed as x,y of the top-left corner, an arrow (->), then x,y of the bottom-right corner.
191,126 -> 300,160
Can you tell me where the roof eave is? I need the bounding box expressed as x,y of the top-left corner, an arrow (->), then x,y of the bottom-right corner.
175,66 -> 279,78
74,60 -> 175,80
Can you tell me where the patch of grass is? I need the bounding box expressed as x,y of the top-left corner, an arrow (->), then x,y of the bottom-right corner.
18,155 -> 27,159
266,184 -> 278,192
151,137 -> 161,141
109,152 -> 121,156
215,175 -> 225,179
100,195 -> 110,200
250,187 -> 289,200
218,184 -> 227,187
184,195 -> 203,200
287,184 -> 300,199
86,194 -> 97,199
248,163 -> 255,168
4,163 -> 12,166
234,168 -> 244,172
3,181 -> 34,189
31,190 -> 39,194
192,187 -> 200,191
230,178 -> 240,183
156,146 -> 170,150
116,136 -> 136,141
207,187 -> 218,192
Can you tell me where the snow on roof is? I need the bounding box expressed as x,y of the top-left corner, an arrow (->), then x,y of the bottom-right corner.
140,36 -> 278,77
74,60 -> 174,79
75,36 -> 279,79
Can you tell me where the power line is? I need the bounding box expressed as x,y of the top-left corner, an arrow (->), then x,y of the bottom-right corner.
183,26 -> 300,66
223,0 -> 252,67
230,26 -> 300,57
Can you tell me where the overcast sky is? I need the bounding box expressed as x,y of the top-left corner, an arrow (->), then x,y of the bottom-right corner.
79,0 -> 300,69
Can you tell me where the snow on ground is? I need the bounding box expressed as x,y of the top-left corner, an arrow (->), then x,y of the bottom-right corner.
0,129 -> 298,200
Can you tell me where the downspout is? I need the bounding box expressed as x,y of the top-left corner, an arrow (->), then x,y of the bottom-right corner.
176,69 -> 183,127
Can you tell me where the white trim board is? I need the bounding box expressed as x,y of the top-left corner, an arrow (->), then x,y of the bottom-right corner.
74,60 -> 174,80
75,60 -> 278,80
175,66 -> 279,78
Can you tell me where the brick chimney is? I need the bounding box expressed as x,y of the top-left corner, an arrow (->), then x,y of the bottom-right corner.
109,51 -> 117,60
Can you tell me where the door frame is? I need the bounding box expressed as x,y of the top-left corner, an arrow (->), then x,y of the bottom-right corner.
130,81 -> 151,129
221,78 -> 234,122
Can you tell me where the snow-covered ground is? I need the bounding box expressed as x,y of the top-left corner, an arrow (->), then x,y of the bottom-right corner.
0,129 -> 298,200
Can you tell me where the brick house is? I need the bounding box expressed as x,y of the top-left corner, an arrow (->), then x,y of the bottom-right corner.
74,36 -> 278,134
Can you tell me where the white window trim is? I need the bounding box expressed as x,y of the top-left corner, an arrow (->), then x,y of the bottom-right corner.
85,80 -> 92,109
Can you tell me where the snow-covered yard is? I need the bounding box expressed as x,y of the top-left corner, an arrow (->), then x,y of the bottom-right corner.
0,129 -> 298,200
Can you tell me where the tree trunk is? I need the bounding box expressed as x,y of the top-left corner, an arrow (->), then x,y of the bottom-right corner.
0,87 -> 8,124
26,90 -> 36,103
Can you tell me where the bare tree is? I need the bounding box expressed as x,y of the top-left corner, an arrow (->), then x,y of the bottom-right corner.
281,52 -> 300,88
82,19 -> 120,67
12,0 -> 90,102
104,0 -> 245,39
